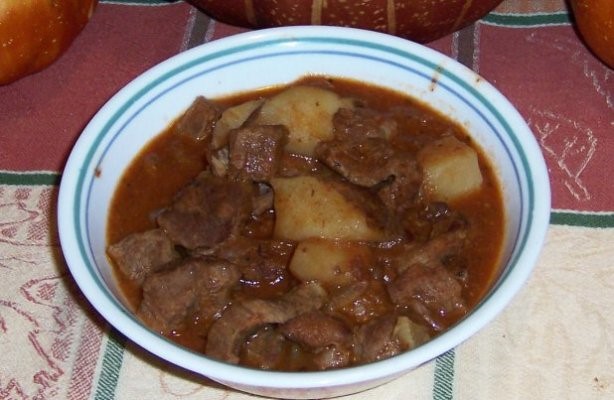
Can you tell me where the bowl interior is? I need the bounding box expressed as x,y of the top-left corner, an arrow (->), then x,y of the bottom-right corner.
58,26 -> 550,398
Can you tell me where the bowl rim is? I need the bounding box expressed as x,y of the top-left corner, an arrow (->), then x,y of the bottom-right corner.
57,25 -> 551,392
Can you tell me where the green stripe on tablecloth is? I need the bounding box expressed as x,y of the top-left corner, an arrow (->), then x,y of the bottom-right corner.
0,171 -> 60,185
433,350 -> 455,400
550,211 -> 614,228
482,12 -> 572,27
94,329 -> 126,400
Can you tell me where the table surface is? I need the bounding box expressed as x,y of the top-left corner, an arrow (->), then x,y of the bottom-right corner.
1,1 -> 613,399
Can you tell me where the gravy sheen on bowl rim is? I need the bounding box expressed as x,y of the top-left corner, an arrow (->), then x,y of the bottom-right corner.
57,25 -> 550,398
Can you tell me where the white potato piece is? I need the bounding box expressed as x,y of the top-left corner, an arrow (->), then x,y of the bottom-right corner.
211,98 -> 264,148
417,135 -> 483,202
271,176 -> 385,241
289,238 -> 372,286
256,85 -> 351,156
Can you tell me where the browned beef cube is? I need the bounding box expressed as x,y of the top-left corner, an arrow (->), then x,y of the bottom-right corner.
387,262 -> 466,330
138,257 -> 240,334
353,315 -> 402,363
326,280 -> 394,325
107,229 -> 179,284
315,137 -> 395,187
280,311 -> 351,349
401,202 -> 468,243
209,237 -> 296,297
332,107 -> 398,140
376,153 -> 422,213
352,314 -> 430,364
311,345 -> 352,371
387,230 -> 467,274
175,96 -> 220,141
228,125 -> 288,182
157,172 -> 253,249
315,134 -> 421,212
206,282 -> 327,364
242,326 -> 290,370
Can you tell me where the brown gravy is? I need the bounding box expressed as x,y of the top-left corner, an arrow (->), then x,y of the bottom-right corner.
107,76 -> 504,371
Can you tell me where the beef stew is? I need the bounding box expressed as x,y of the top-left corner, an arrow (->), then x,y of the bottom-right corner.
106,76 -> 504,371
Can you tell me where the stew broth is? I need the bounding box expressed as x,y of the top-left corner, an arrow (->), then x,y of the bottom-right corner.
107,76 -> 504,371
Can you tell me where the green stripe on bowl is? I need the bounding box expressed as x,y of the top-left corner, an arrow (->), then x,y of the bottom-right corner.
72,35 -> 433,307
482,12 -> 572,27
83,33 -> 533,304
71,32 -> 542,394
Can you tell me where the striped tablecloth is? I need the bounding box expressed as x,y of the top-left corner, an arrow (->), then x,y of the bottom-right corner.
1,1 -> 612,399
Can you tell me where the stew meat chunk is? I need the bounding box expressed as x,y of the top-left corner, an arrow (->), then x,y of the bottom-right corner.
107,77 -> 504,371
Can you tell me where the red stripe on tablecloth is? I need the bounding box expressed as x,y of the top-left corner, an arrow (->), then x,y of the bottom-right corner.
0,3 -> 193,173
205,20 -> 250,42
477,23 -> 613,212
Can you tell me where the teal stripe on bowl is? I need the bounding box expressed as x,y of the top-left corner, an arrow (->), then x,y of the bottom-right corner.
77,32 -> 531,343
67,33 -> 539,392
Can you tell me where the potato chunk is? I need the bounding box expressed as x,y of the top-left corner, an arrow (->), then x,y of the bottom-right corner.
256,86 -> 351,156
271,176 -> 385,241
417,136 -> 483,202
289,238 -> 372,286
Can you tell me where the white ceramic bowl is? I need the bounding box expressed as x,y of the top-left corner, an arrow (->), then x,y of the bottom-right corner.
58,26 -> 550,399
